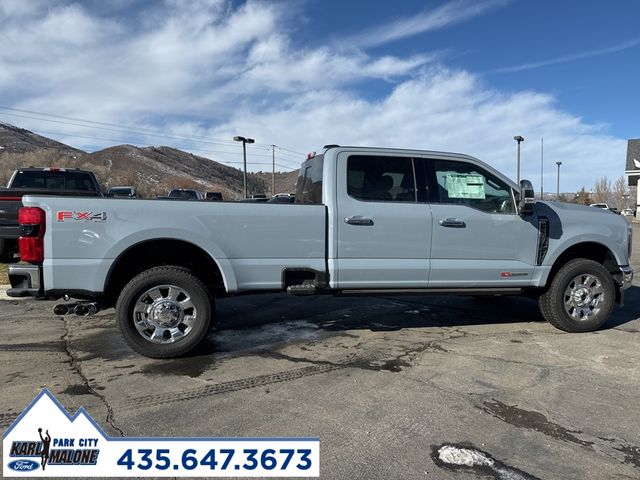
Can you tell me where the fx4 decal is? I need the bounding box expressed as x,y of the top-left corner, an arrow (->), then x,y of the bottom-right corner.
57,211 -> 107,222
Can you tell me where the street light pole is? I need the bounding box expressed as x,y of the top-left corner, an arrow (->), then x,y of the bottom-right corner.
556,161 -> 562,200
233,136 -> 255,199
514,136 -> 524,184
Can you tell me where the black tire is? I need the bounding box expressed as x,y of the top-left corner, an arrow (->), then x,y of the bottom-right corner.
538,258 -> 615,332
116,266 -> 213,358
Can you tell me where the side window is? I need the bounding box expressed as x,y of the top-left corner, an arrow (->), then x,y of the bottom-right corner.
431,160 -> 515,214
347,155 -> 416,202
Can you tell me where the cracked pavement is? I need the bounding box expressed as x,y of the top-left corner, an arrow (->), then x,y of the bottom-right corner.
1,287 -> 640,479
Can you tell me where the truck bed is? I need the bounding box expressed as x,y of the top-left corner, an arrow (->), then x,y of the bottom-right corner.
22,196 -> 327,295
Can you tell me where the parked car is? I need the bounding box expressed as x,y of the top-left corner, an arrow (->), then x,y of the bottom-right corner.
622,208 -> 635,216
589,203 -> 609,209
8,145 -> 633,358
205,192 -> 224,201
107,186 -> 137,198
0,167 -> 102,260
267,194 -> 296,204
165,189 -> 205,200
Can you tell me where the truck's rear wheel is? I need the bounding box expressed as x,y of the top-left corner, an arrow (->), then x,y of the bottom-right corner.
538,258 -> 614,332
116,266 -> 213,358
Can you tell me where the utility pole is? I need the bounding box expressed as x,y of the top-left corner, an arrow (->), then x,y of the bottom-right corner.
556,161 -> 562,200
271,145 -> 276,196
540,138 -> 544,200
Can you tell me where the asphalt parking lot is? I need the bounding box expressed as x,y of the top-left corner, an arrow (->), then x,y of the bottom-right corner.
2,223 -> 640,479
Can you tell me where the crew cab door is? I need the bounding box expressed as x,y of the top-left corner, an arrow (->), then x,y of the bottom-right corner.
334,152 -> 431,288
425,157 -> 539,287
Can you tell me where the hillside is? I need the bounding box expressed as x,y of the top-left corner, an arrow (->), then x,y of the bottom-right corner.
0,123 -> 298,198
0,122 -> 84,154
255,169 -> 300,195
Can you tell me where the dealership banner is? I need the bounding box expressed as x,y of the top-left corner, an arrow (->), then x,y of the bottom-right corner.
3,389 -> 319,477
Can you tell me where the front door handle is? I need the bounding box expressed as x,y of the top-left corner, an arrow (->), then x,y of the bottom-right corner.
345,216 -> 374,226
438,218 -> 466,228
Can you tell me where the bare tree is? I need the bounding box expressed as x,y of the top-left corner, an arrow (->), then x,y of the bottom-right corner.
573,186 -> 591,205
592,176 -> 612,205
613,175 -> 629,211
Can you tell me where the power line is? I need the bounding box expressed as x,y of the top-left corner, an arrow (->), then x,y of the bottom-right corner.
0,106 -> 307,157
277,145 -> 306,156
0,115 -> 301,169
0,106 -> 236,147
0,111 -> 240,148
6,127 -> 298,170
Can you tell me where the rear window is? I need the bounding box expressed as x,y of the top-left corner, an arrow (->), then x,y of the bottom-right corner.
295,155 -> 324,204
347,155 -> 416,202
11,171 -> 97,191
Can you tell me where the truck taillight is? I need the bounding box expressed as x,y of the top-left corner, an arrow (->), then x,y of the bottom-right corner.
18,207 -> 46,264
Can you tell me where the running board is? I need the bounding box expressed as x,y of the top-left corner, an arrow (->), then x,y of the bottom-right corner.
287,285 -> 318,295
336,287 -> 523,296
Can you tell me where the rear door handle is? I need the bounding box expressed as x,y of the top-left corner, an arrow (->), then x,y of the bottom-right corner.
345,216 -> 374,226
438,218 -> 466,228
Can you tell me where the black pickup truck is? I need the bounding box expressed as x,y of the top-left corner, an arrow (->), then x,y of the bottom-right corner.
0,167 -> 103,260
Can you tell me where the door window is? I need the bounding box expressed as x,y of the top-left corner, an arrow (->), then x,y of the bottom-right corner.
430,160 -> 516,214
347,155 -> 416,202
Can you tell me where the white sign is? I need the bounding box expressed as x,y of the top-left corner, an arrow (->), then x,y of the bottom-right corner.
3,389 -> 319,477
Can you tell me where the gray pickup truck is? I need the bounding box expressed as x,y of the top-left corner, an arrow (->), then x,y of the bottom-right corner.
8,146 -> 633,358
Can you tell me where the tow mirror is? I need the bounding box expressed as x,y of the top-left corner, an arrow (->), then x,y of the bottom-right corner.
519,179 -> 535,215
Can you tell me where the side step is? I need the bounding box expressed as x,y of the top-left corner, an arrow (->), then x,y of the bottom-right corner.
287,284 -> 318,296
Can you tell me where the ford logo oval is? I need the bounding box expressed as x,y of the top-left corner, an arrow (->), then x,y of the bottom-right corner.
8,459 -> 39,471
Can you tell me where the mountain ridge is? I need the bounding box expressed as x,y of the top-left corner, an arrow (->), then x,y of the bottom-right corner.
0,123 -> 299,198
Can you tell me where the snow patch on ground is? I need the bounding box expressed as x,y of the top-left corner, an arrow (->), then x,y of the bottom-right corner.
438,445 -> 494,467
436,445 -> 535,480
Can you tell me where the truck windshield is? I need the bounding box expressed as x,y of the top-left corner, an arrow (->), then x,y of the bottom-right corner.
11,171 -> 97,191
295,154 -> 323,204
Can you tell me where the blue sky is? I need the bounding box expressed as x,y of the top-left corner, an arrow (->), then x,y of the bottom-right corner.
0,0 -> 638,191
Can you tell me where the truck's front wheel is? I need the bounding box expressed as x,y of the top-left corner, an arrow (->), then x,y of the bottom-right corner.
538,258 -> 614,332
116,266 -> 213,358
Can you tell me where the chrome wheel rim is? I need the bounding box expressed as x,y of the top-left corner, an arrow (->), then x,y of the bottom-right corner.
133,285 -> 197,344
563,273 -> 604,321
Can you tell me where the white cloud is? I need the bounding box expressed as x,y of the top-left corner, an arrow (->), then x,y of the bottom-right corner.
347,0 -> 511,49
209,67 -> 626,190
495,37 -> 640,73
0,0 -> 628,191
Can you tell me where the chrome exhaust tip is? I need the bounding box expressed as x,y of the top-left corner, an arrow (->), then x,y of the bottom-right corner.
53,304 -> 70,315
73,303 -> 97,316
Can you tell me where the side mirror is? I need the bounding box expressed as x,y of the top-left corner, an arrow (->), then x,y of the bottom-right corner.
519,179 -> 535,215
